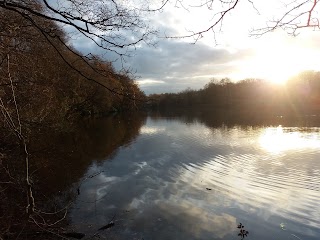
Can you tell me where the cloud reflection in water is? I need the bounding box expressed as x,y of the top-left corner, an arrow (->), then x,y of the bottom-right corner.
70,118 -> 320,240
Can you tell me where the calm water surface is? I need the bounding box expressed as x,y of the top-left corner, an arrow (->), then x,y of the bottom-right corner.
69,117 -> 320,240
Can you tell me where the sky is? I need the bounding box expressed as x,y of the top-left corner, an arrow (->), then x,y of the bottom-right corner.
71,0 -> 320,95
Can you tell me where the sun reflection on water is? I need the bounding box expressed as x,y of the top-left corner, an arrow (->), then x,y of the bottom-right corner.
259,125 -> 320,154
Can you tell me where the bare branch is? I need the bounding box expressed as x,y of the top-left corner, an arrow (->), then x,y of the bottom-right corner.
7,54 -> 21,134
251,0 -> 320,36
167,0 -> 240,41
247,0 -> 260,15
0,53 -> 35,216
0,0 -> 153,101
142,0 -> 170,12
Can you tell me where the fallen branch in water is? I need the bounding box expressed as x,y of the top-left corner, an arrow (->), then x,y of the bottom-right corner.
76,170 -> 104,195
98,214 -> 116,231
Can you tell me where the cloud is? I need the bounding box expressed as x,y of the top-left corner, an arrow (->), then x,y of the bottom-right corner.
136,79 -> 165,85
65,2 -> 320,95
65,6 -> 257,95
127,40 -> 255,94
71,37 -> 255,94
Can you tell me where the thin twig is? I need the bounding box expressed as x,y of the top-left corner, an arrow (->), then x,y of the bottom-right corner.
7,54 -> 22,134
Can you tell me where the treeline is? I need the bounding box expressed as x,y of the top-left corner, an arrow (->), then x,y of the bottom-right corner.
148,71 -> 320,117
0,2 -> 145,128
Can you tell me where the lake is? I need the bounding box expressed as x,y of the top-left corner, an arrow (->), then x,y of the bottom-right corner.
60,114 -> 320,240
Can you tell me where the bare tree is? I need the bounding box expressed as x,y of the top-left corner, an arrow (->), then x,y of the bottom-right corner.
0,0 -> 157,99
163,0 -> 319,40
250,0 -> 320,36
1,1 -> 318,64
0,0 -> 155,55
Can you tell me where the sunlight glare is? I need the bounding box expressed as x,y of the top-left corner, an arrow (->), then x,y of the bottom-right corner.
236,33 -> 320,85
245,45 -> 300,84
259,126 -> 320,154
140,126 -> 165,135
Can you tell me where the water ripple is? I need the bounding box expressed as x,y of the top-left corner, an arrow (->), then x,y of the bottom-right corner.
71,120 -> 320,239
172,126 -> 320,233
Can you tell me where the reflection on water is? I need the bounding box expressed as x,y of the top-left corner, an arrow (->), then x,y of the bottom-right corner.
32,114 -> 145,199
0,113 -> 146,237
68,116 -> 320,240
260,125 -> 320,153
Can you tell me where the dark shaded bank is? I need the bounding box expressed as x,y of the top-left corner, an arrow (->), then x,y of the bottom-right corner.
1,7 -> 147,237
0,113 -> 146,239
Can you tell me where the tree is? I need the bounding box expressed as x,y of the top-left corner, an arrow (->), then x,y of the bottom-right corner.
0,0 -> 155,53
0,1 -> 318,99
162,0 -> 319,39
0,0 -> 156,97
0,6 -> 148,235
0,2 -> 147,237
252,0 -> 320,36
0,4 -> 146,121
1,1 -> 318,64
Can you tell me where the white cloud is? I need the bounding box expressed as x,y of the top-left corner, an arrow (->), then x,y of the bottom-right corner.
136,79 -> 165,85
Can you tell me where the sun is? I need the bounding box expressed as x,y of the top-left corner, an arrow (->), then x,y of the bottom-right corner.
243,45 -> 301,85
236,33 -> 320,85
